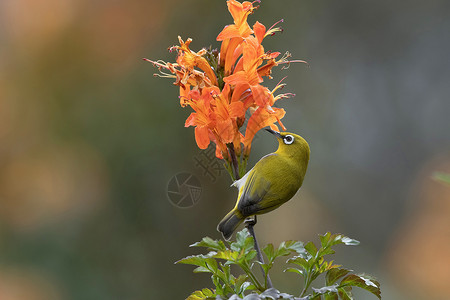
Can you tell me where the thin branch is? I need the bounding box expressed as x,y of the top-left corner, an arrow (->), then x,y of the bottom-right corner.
245,216 -> 273,289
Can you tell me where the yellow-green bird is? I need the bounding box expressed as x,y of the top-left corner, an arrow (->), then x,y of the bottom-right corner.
217,129 -> 310,240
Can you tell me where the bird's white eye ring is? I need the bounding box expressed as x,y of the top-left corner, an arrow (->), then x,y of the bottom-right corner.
283,135 -> 294,145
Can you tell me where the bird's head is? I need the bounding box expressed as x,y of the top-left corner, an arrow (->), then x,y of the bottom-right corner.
265,128 -> 310,162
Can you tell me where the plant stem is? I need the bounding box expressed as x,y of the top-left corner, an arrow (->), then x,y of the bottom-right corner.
241,263 -> 264,292
227,143 -> 240,180
300,266 -> 316,297
245,216 -> 273,290
226,142 -> 272,290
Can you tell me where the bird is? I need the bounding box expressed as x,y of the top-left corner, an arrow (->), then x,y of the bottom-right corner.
217,129 -> 310,240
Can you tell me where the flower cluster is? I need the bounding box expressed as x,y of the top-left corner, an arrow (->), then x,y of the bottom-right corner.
146,0 -> 304,178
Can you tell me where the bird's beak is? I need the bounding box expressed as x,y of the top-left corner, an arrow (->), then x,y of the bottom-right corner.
265,128 -> 282,139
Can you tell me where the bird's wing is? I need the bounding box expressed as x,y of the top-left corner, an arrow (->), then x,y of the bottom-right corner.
236,166 -> 271,217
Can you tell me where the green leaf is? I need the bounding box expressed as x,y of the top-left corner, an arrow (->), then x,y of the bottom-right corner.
320,232 -> 332,248
255,261 -> 270,276
187,289 -> 214,300
319,247 -> 336,256
326,268 -> 351,285
238,282 -> 252,295
287,256 -> 309,270
214,250 -> 238,261
340,236 -> 360,246
176,254 -> 211,267
312,284 -> 338,294
234,274 -> 252,295
202,288 -> 215,297
191,237 -> 227,251
205,258 -> 218,273
231,229 -> 254,254
284,267 -> 305,277
324,292 -> 339,300
263,244 -> 275,261
212,275 -> 223,295
193,266 -> 211,273
221,263 -> 231,282
245,249 -> 257,261
320,233 -> 360,248
259,288 -> 296,299
305,241 -> 318,257
281,240 -> 307,255
338,286 -> 353,300
340,274 -> 381,299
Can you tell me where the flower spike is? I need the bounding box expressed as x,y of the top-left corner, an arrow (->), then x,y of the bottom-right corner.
146,0 -> 307,174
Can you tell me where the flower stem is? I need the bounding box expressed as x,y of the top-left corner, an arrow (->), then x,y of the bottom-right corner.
227,143 -> 240,180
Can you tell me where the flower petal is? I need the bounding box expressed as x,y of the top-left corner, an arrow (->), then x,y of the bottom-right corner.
195,126 -> 210,149
243,107 -> 286,155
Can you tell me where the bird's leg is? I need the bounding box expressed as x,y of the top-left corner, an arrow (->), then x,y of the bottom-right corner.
244,215 -> 257,226
245,216 -> 273,289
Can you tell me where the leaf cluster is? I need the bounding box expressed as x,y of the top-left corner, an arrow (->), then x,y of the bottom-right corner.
176,230 -> 381,300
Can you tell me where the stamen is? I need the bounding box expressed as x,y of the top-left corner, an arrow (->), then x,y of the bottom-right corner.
266,19 -> 284,37
275,76 -> 288,88
268,19 -> 284,32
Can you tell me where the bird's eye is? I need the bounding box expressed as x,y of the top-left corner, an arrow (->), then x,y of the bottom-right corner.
283,135 -> 294,145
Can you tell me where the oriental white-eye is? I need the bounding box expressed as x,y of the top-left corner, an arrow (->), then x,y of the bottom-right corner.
217,129 -> 310,240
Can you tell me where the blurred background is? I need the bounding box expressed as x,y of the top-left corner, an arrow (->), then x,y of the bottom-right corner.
1,0 -> 449,299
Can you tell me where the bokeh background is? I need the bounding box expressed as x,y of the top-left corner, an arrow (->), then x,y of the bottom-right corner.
1,0 -> 450,299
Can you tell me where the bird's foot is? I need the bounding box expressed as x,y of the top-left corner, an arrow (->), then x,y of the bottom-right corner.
244,215 -> 257,227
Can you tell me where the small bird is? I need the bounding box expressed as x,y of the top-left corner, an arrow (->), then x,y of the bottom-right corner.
217,129 -> 310,240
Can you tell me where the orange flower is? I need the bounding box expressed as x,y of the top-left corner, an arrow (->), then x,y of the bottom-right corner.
216,0 -> 256,41
146,0 -> 305,177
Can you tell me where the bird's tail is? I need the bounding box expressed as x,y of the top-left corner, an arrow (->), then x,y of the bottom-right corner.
217,209 -> 243,240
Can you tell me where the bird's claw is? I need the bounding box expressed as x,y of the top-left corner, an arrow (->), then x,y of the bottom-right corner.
244,216 -> 257,227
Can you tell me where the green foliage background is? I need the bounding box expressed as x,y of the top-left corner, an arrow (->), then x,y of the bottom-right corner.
0,0 -> 449,299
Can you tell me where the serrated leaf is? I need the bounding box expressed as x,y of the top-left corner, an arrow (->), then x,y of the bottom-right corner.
213,250 -> 237,261
187,290 -> 208,300
287,256 -> 309,269
338,286 -> 353,300
241,282 -> 252,293
340,274 -> 381,299
282,240 -> 307,255
231,229 -> 254,254
340,236 -> 360,246
201,288 -> 214,297
319,247 -> 336,256
191,237 -> 227,251
305,241 -> 318,257
312,284 -> 338,294
320,232 -> 332,248
260,287 -> 294,299
176,254 -> 211,267
326,268 -> 351,285
205,258 -> 218,273
320,233 -> 360,248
